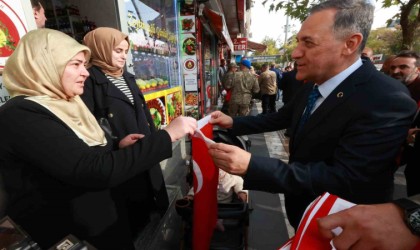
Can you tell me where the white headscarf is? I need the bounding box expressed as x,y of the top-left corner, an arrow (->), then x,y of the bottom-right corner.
3,29 -> 107,146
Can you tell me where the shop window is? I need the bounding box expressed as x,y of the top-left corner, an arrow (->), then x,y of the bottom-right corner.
125,0 -> 181,93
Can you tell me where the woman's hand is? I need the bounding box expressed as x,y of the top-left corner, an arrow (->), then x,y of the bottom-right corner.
163,116 -> 197,142
119,134 -> 144,148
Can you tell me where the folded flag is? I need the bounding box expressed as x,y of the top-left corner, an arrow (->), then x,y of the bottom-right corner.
191,115 -> 218,250
278,192 -> 355,250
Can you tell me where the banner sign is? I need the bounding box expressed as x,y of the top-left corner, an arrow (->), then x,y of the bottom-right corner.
233,37 -> 247,51
247,55 -> 281,63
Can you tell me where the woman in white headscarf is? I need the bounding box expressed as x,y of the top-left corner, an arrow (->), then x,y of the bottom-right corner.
0,29 -> 196,249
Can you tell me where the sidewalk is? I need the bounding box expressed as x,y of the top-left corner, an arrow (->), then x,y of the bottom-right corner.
247,100 -> 293,250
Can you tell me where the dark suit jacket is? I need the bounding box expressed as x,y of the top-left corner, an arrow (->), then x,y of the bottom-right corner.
279,70 -> 304,105
81,67 -> 170,234
230,60 -> 417,228
0,96 -> 172,248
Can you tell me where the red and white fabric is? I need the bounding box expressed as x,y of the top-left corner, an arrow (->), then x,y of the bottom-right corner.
278,192 -> 355,250
191,115 -> 219,250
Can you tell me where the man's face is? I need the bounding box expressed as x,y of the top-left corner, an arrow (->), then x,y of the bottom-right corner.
362,48 -> 373,61
33,4 -> 47,28
390,57 -> 419,85
292,9 -> 346,84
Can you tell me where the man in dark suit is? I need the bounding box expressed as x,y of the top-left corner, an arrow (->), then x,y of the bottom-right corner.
207,0 -> 417,229
280,62 -> 304,106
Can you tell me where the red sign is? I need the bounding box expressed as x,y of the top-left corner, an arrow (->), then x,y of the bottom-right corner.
233,38 -> 247,51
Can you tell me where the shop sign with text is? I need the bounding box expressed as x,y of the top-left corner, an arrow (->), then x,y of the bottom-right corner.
233,38 -> 247,51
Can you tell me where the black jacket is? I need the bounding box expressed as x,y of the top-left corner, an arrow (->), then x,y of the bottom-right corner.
81,66 -> 170,224
0,96 -> 172,248
230,60 -> 417,228
279,70 -> 304,105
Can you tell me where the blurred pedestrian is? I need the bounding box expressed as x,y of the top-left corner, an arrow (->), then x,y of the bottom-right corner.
228,59 -> 259,117
258,63 -> 277,114
361,47 -> 374,61
221,62 -> 238,114
31,0 -> 47,28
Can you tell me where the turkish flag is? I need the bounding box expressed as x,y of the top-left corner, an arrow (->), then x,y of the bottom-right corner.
191,115 -> 218,250
278,193 -> 355,250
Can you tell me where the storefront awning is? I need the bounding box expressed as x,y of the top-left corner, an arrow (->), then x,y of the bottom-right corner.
247,40 -> 267,53
202,7 -> 234,52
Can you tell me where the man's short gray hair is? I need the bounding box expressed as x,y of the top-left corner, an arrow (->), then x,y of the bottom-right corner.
310,0 -> 374,53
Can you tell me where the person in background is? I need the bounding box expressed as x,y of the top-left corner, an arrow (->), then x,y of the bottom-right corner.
270,63 -> 283,100
279,61 -> 305,106
0,28 -> 197,249
258,63 -> 277,114
228,59 -> 259,117
187,169 -> 248,204
81,27 -> 176,248
390,50 -> 420,102
185,168 -> 248,232
361,46 -> 374,61
390,51 -> 420,197
218,58 -> 227,96
279,61 -> 306,137
249,65 -> 259,78
270,63 -> 282,88
318,196 -> 420,250
221,62 -> 238,114
30,0 -> 47,28
380,55 -> 396,75
207,0 -> 416,230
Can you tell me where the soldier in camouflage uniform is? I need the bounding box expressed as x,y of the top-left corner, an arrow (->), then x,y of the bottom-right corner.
228,60 -> 260,117
221,62 -> 238,113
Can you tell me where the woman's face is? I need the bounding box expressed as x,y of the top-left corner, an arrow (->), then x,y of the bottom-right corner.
112,39 -> 129,69
61,52 -> 89,98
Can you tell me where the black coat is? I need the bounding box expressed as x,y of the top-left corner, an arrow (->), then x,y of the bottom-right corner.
0,96 -> 172,248
279,70 -> 304,105
81,66 -> 170,232
230,60 -> 417,228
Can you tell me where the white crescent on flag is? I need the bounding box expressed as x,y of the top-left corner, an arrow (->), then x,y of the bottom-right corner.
192,159 -> 203,194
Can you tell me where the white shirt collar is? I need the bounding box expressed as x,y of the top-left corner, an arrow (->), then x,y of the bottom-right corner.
317,58 -> 363,99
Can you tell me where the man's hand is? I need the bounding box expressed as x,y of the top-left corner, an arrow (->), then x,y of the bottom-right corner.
208,143 -> 251,176
163,116 -> 197,142
209,111 -> 233,129
119,134 -> 144,148
317,203 -> 420,250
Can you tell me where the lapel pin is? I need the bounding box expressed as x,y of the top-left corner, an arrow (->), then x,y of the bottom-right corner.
337,92 -> 344,98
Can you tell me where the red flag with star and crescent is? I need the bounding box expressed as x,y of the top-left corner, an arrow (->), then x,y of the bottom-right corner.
191,115 -> 218,250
